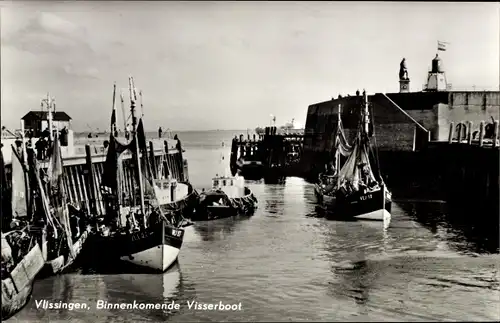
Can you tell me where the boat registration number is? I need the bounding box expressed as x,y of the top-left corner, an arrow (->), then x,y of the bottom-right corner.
360,194 -> 373,201
131,231 -> 153,242
171,229 -> 182,237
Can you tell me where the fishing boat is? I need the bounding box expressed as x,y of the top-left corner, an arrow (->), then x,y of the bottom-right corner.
1,142 -> 45,320
19,99 -> 93,278
153,176 -> 199,221
315,91 -> 392,226
1,232 -> 45,320
193,173 -> 257,221
91,78 -> 191,272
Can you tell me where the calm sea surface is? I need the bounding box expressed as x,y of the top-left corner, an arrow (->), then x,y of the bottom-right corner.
8,130 -> 500,322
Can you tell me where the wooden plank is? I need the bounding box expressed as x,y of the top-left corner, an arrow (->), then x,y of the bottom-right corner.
72,166 -> 83,203
84,145 -> 96,216
77,165 -> 89,206
95,163 -> 104,215
67,165 -> 78,205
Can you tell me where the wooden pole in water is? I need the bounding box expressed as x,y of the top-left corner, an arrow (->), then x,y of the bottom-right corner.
84,145 -> 96,229
479,121 -> 485,147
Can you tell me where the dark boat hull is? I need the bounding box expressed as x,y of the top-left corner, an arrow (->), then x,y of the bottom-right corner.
88,220 -> 184,272
193,189 -> 257,221
38,226 -> 91,278
316,184 -> 392,223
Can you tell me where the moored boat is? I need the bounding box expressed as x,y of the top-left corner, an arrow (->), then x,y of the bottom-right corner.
315,91 -> 392,227
1,232 -> 45,320
1,145 -> 45,320
193,175 -> 257,221
30,108 -> 93,278
90,78 -> 190,272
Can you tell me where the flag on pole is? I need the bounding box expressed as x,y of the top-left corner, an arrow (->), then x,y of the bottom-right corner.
437,40 -> 448,51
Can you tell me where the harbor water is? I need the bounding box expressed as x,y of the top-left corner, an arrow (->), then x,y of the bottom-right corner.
8,130 -> 500,322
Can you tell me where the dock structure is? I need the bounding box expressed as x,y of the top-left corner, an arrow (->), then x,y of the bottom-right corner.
3,138 -> 188,217
301,53 -> 499,222
229,127 -> 304,180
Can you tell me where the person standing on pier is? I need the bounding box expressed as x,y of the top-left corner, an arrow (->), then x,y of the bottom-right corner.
35,137 -> 47,160
158,126 -> 163,138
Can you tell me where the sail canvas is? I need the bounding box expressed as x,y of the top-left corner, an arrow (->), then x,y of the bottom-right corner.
11,146 -> 28,219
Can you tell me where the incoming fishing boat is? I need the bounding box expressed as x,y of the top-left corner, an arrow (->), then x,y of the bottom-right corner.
315,91 -> 392,226
194,172 -> 257,221
91,78 -> 191,272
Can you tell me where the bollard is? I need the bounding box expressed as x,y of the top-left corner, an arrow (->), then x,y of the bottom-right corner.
467,121 -> 473,145
479,121 -> 485,147
448,122 -> 454,144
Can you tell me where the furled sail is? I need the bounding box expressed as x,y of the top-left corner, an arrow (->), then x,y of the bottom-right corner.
334,118 -> 354,157
11,145 -> 28,219
336,134 -> 377,192
47,133 -> 74,258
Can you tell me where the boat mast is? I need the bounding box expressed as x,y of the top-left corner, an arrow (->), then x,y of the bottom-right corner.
336,104 -> 341,172
42,93 -> 55,142
111,83 -> 117,134
129,77 -> 146,222
363,90 -> 370,136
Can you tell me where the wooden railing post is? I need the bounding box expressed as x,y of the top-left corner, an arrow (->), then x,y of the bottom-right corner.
448,122 -> 454,144
84,145 -> 97,229
479,121 -> 485,147
467,121 -> 473,145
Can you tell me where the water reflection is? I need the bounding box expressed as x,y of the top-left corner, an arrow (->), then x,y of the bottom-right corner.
262,184 -> 285,215
398,201 -> 499,255
192,215 -> 252,242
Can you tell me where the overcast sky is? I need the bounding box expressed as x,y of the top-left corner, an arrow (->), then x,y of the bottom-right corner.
1,1 -> 498,131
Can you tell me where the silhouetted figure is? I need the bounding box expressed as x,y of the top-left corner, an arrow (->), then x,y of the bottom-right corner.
35,138 -> 47,160
114,129 -> 118,137
87,133 -> 92,138
125,130 -> 130,141
60,127 -> 68,146
41,127 -> 50,139
158,127 -> 163,138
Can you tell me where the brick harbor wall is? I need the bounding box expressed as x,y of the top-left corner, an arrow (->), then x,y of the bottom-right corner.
303,91 -> 500,156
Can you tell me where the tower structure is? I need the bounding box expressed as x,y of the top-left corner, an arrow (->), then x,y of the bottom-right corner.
399,58 -> 410,93
424,53 -> 448,91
